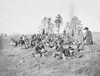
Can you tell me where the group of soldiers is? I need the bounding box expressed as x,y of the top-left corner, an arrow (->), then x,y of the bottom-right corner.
10,27 -> 93,60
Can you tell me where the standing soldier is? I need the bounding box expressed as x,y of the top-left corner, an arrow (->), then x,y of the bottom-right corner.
84,27 -> 93,45
42,29 -> 45,35
63,29 -> 66,36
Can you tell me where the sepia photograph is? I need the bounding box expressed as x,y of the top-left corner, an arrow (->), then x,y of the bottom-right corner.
0,0 -> 100,76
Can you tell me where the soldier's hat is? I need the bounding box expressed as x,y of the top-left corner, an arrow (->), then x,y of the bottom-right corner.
84,27 -> 89,30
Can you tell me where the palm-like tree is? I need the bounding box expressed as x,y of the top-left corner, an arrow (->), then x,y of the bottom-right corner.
46,18 -> 54,34
54,14 -> 63,33
40,17 -> 48,34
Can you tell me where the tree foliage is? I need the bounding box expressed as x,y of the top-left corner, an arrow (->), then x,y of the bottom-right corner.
46,18 -> 54,34
40,15 -> 83,39
40,17 -> 54,34
54,14 -> 63,33
39,17 -> 48,34
71,16 -> 83,33
65,16 -> 83,36
65,16 -> 84,42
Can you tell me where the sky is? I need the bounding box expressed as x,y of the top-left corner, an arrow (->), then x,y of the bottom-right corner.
0,0 -> 100,35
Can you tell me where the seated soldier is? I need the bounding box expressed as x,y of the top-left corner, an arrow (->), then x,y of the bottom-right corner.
19,35 -> 30,49
53,43 -> 64,60
31,34 -> 36,40
48,38 -> 54,48
30,35 -> 37,47
10,38 -> 18,47
33,44 -> 42,57
63,48 -> 70,57
33,43 -> 47,57
65,35 -> 72,44
19,35 -> 25,46
30,40 -> 35,47
63,43 -> 75,58
39,43 -> 47,53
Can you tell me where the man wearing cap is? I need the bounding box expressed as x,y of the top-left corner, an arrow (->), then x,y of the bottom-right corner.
84,27 -> 93,45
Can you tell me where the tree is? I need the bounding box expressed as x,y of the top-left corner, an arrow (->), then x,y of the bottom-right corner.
65,22 -> 71,32
65,16 -> 84,42
71,16 -> 83,33
54,14 -> 63,33
39,17 -> 48,34
65,21 -> 74,36
46,18 -> 54,34
40,17 -> 54,34
71,16 -> 83,42
65,16 -> 83,36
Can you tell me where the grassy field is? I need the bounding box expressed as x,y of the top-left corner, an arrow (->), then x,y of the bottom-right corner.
0,32 -> 100,76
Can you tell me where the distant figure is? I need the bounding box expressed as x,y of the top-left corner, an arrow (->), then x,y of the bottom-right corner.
42,29 -> 45,35
84,27 -> 93,45
72,30 -> 74,37
63,29 -> 66,36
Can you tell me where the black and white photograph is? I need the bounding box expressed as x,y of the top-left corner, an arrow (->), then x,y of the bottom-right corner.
0,0 -> 100,76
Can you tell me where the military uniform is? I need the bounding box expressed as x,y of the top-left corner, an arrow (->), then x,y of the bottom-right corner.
84,30 -> 93,45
